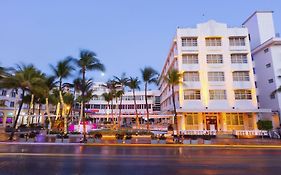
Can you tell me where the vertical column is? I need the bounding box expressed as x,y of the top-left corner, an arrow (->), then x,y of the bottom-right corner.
221,113 -> 227,131
180,114 -> 185,131
253,113 -> 258,130
198,112 -> 204,130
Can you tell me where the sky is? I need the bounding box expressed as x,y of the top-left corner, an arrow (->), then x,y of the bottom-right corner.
0,0 -> 281,86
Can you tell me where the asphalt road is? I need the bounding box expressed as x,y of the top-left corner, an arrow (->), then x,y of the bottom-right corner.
0,144 -> 280,175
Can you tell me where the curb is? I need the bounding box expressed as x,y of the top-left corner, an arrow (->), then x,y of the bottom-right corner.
0,142 -> 281,149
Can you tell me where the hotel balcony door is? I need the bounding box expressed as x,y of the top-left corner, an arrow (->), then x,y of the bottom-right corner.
205,115 -> 217,130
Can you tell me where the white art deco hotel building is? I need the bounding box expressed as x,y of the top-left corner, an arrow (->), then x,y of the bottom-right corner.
159,20 -> 271,132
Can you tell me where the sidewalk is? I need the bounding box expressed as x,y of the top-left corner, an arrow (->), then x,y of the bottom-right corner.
1,134 -> 281,146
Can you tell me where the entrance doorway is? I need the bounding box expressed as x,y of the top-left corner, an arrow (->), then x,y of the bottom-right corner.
205,115 -> 217,130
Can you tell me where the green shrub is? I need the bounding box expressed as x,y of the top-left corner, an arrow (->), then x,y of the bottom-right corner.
94,133 -> 102,139
257,120 -> 273,130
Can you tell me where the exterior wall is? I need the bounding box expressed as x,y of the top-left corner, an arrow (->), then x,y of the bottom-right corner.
244,11 -> 281,126
243,11 -> 276,49
252,44 -> 280,112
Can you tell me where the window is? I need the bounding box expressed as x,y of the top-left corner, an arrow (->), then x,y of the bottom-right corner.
184,90 -> 201,100
206,54 -> 223,64
264,48 -> 269,53
268,79 -> 274,83
10,102 -> 14,108
182,37 -> 197,47
183,72 -> 200,81
233,71 -> 250,81
11,91 -> 16,98
234,90 -> 252,100
266,63 -> 271,68
229,37 -> 246,46
1,90 -> 7,96
205,37 -> 221,46
231,54 -> 248,64
226,113 -> 244,125
185,113 -> 199,125
93,104 -> 100,109
209,90 -> 227,100
182,54 -> 198,64
270,93 -> 275,99
208,72 -> 225,81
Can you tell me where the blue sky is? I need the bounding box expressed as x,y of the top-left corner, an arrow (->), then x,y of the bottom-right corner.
0,0 -> 280,84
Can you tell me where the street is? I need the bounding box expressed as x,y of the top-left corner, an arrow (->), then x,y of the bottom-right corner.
0,144 -> 280,175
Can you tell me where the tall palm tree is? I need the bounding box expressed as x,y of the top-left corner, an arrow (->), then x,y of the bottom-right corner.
141,67 -> 159,130
114,73 -> 128,127
102,80 -> 118,125
102,92 -> 113,123
163,69 -> 182,138
50,57 -> 74,133
39,76 -> 57,130
0,64 -> 44,140
127,77 -> 141,129
75,50 -> 105,142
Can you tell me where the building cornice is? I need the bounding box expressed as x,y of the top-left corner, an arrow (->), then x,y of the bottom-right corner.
251,37 -> 281,54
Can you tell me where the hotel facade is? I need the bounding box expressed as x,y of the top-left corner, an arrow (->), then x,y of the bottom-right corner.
159,20 -> 271,132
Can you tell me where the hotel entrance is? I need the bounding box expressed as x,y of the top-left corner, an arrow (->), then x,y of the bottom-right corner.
205,114 -> 217,130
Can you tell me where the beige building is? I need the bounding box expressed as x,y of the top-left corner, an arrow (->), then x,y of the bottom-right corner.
159,20 -> 271,133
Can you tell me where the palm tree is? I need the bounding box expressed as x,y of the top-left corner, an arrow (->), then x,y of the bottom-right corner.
50,57 -> 74,133
113,73 -> 128,127
141,67 -> 159,130
0,65 -> 7,79
0,64 -> 44,140
102,92 -> 113,123
163,69 -> 182,138
102,80 -> 118,125
75,50 -> 105,142
127,77 -> 141,129
39,76 -> 57,131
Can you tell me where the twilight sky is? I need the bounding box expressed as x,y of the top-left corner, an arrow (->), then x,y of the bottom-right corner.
0,0 -> 280,84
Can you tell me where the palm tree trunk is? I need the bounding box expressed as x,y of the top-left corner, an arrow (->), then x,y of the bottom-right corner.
45,97 -> 52,131
78,102 -> 83,132
38,103 -> 41,124
133,89 -> 139,129
9,90 -> 25,140
115,97 -> 118,128
118,96 -> 123,128
145,82 -> 150,131
111,100 -> 114,124
171,85 -> 179,137
12,90 -> 19,128
82,69 -> 87,141
27,94 -> 34,126
55,102 -> 60,120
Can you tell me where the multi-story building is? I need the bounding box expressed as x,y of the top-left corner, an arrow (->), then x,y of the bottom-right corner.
0,88 -> 27,127
159,20 -> 271,132
243,11 -> 281,128
82,82 -> 162,124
